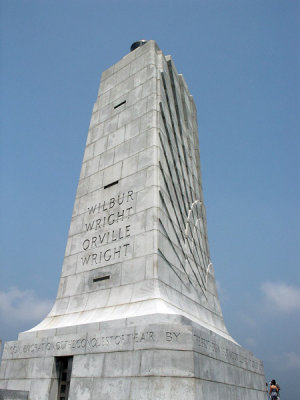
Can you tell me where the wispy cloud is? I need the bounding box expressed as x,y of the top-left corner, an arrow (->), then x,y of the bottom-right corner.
271,352 -> 300,372
283,352 -> 300,369
0,287 -> 52,325
261,282 -> 300,313
239,313 -> 257,328
216,279 -> 229,302
245,337 -> 257,348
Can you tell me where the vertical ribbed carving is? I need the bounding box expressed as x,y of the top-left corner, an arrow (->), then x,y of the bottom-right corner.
158,61 -> 212,296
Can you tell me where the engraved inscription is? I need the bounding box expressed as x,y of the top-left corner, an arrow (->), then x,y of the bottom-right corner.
82,226 -> 131,249
81,243 -> 130,266
81,190 -> 134,267
7,330 -> 156,357
87,191 -> 134,217
165,332 -> 181,342
3,329 -> 264,377
193,333 -> 264,373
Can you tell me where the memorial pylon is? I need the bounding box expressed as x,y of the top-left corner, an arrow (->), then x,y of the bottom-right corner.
0,40 -> 266,399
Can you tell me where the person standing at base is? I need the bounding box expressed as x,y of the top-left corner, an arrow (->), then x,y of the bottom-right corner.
269,379 -> 279,399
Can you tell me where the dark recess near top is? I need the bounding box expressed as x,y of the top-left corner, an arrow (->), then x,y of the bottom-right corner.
130,40 -> 148,52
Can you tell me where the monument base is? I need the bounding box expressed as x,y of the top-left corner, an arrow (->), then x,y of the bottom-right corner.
0,315 -> 266,399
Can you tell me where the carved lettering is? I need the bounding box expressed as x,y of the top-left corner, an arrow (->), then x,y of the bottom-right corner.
193,333 -> 264,373
6,330 -> 263,376
87,191 -> 134,216
79,190 -> 136,267
85,209 -> 132,232
82,226 -> 131,250
81,243 -> 130,266
166,332 -> 181,342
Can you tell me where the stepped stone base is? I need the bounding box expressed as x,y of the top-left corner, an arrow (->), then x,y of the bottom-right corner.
0,315 -> 266,400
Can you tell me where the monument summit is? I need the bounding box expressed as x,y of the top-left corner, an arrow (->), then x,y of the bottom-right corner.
0,41 -> 266,399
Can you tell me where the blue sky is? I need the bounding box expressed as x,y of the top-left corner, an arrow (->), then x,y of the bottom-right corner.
0,0 -> 299,398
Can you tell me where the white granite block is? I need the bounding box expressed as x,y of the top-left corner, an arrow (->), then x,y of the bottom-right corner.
87,124 -> 104,145
130,53 -> 146,76
68,215 -> 83,237
107,284 -> 133,307
6,379 -> 31,391
84,156 -> 100,178
121,153 -> 139,176
98,147 -> 114,171
0,361 -> 7,381
94,135 -> 108,157
115,64 -> 131,85
145,254 -> 157,280
76,177 -> 89,198
134,231 -> 155,258
83,143 -> 95,162
97,89 -> 110,108
48,297 -> 70,316
79,162 -> 87,181
117,105 -> 134,128
103,114 -> 118,135
100,73 -> 115,94
89,170 -> 104,191
89,111 -> 99,129
102,351 -> 140,377
124,118 -> 140,141
130,132 -> 149,156
130,280 -> 157,303
5,360 -> 28,380
85,289 -> 110,311
27,358 -> 53,379
142,77 -> 157,98
136,186 -> 158,213
103,161 -> 122,187
121,257 -> 146,285
147,93 -> 159,113
138,146 -> 157,171
120,168 -> 147,192
134,65 -> 157,87
109,75 -> 135,104
92,377 -> 131,400
67,294 -> 88,313
64,237 -> 72,257
72,354 -> 104,378
132,97 -> 148,118
61,274 -> 85,297
141,349 -> 194,377
145,165 -> 158,186
61,254 -> 77,277
107,126 -> 125,150
128,84 -> 143,105
69,377 -> 93,400
100,65 -> 114,82
139,110 -> 156,132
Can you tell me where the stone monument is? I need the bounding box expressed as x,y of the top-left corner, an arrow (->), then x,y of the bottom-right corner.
0,40 -> 266,399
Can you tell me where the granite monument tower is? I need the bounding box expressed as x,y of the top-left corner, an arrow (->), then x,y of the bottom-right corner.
0,40 -> 266,400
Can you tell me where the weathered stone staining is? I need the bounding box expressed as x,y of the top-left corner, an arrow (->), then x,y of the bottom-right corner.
0,41 -> 266,399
